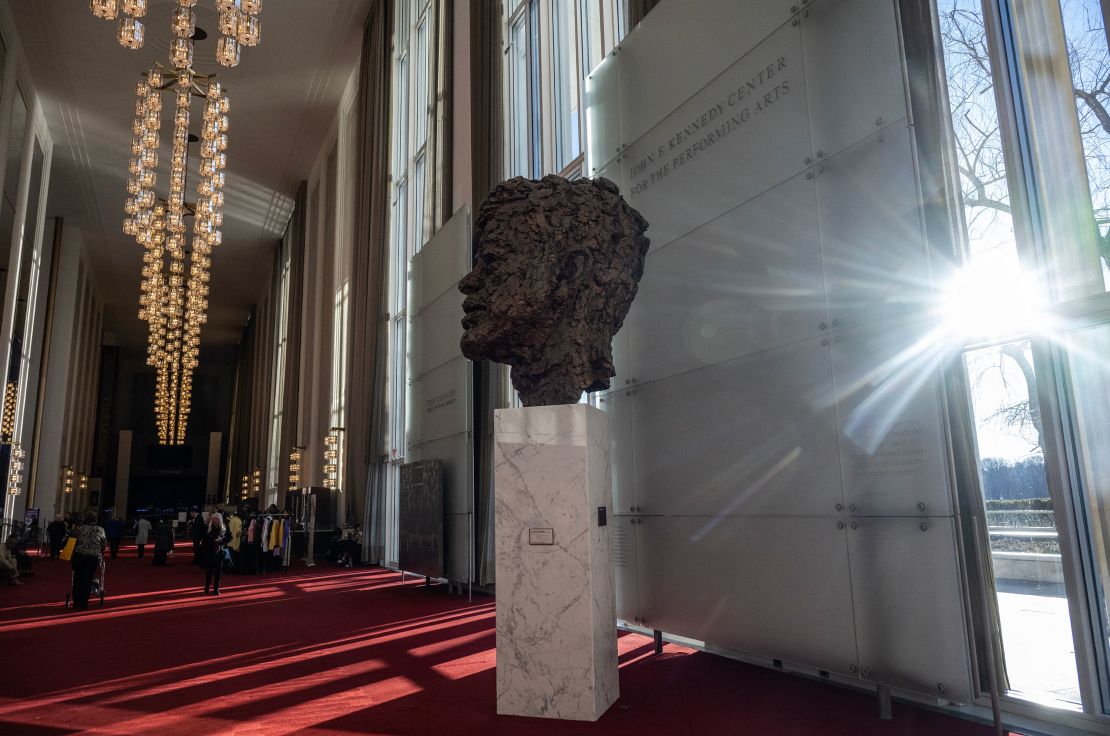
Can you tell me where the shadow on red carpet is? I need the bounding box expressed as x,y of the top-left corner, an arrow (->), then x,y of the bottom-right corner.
0,543 -> 1002,735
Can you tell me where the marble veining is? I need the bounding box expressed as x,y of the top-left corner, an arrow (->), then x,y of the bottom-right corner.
494,404 -> 618,721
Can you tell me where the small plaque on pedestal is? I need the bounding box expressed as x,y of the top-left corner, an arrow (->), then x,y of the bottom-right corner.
528,528 -> 554,545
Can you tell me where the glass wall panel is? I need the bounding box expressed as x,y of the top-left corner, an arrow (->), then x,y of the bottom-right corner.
964,340 -> 1081,705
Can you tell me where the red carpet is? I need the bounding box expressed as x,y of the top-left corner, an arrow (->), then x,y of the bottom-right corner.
0,543 -> 1000,735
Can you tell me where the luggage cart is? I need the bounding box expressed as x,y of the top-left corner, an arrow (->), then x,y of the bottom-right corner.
64,556 -> 106,609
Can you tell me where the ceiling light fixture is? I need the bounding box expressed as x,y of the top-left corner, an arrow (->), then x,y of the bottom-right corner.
6,443 -> 24,497
288,446 -> 303,491
128,64 -> 228,445
323,429 -> 343,491
90,0 -> 263,65
0,382 -> 17,445
93,0 -> 246,445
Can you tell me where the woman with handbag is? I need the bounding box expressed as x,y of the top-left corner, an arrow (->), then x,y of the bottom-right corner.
202,512 -> 231,595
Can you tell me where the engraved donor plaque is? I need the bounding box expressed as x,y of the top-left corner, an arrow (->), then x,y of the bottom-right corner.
528,528 -> 555,545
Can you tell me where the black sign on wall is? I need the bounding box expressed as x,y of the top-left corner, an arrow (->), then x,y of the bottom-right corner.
399,459 -> 444,579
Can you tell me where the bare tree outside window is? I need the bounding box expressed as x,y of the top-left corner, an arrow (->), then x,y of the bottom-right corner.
1061,0 -> 1110,265
940,1 -> 1110,462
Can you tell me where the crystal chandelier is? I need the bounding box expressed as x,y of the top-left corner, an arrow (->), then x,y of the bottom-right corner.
0,382 -> 17,444
127,64 -> 228,445
288,446 -> 303,490
90,0 -> 263,67
323,429 -> 342,491
6,443 -> 24,497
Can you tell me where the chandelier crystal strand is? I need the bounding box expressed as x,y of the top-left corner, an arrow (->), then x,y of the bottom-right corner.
133,69 -> 167,404
171,6 -> 195,37
237,13 -> 260,47
121,0 -> 147,17
118,16 -> 144,50
216,36 -> 240,67
116,0 -> 146,49
91,0 -> 119,21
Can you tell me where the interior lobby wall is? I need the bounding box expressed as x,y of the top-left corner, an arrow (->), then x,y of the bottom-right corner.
586,0 -> 974,703
29,224 -> 103,520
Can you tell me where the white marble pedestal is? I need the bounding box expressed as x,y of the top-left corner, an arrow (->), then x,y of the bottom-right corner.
494,404 -> 618,721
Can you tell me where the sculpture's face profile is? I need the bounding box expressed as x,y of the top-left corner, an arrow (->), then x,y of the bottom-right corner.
458,220 -> 559,363
459,175 -> 649,406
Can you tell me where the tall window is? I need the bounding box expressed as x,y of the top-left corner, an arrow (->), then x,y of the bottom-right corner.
266,241 -> 291,495
937,0 -> 1110,715
504,0 -> 623,179
385,0 -> 437,565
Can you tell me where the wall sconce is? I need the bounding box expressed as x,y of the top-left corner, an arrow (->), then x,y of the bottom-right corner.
323,428 -> 342,491
78,473 -> 89,496
62,466 -> 75,495
6,443 -> 24,496
251,466 -> 261,496
288,446 -> 303,491
240,473 -> 249,500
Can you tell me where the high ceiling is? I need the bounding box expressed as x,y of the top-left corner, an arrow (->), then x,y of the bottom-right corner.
10,0 -> 370,352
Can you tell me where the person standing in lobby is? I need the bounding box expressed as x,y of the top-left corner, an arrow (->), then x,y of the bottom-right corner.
71,513 -> 106,610
189,509 -> 206,566
105,516 -> 123,560
202,513 -> 230,595
46,515 -> 66,560
134,516 -> 152,558
0,536 -> 21,585
152,517 -> 174,566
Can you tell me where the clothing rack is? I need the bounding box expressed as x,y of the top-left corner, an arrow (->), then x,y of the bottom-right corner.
253,513 -> 293,574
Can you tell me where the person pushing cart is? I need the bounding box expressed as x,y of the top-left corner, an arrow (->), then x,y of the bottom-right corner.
62,512 -> 107,610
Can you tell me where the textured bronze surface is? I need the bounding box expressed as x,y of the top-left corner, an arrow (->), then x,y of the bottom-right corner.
460,175 -> 650,406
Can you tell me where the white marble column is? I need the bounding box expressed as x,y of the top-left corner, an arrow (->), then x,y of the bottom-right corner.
494,404 -> 618,721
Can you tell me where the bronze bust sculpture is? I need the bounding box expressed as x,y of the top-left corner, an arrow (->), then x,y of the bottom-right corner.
459,175 -> 650,406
